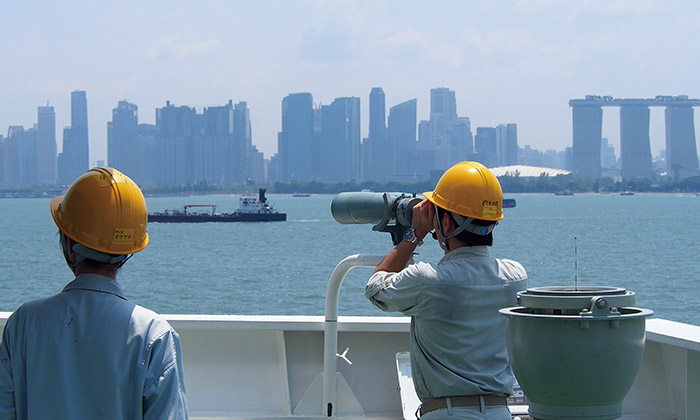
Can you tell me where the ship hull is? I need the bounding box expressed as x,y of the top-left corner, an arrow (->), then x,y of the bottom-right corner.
148,213 -> 286,223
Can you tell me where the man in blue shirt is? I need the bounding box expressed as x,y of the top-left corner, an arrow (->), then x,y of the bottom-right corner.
0,167 -> 188,419
366,162 -> 527,420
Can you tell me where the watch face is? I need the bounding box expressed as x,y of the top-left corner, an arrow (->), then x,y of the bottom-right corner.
404,228 -> 416,241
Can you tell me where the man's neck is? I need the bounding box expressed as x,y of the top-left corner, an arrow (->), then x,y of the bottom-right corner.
74,265 -> 118,280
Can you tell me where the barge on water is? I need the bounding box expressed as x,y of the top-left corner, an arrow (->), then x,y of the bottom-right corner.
148,188 -> 286,223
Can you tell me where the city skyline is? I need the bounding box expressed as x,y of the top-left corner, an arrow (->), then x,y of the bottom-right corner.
2,88 -> 531,188
1,1 -> 699,164
4,89 -> 700,189
4,88 -> 693,166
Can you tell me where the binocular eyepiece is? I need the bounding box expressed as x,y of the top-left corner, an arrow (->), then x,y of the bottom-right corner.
331,192 -> 423,245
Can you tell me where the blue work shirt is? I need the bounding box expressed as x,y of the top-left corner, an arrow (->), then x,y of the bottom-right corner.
366,246 -> 527,403
0,273 -> 188,419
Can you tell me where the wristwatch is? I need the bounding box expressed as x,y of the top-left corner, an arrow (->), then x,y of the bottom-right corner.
403,228 -> 423,246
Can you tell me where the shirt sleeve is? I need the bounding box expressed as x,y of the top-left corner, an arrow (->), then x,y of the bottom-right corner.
143,329 -> 188,420
365,262 -> 432,316
0,318 -> 16,420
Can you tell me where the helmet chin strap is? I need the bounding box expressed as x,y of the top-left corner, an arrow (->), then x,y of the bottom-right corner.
60,233 -> 131,274
433,204 -> 497,252
434,204 -> 451,252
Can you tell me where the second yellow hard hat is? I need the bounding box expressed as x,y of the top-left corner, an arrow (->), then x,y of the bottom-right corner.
50,167 -> 149,255
423,161 -> 504,221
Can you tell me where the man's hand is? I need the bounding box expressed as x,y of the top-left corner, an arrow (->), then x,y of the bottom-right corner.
411,199 -> 434,240
372,199 -> 435,275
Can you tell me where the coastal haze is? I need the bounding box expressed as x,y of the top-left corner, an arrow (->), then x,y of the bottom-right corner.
1,1 -> 699,172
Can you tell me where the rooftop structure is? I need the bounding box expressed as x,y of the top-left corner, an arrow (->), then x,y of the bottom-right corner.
570,95 -> 699,179
490,165 -> 571,178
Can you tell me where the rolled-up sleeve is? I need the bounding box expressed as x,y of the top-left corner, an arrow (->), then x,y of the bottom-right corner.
0,319 -> 16,420
143,329 -> 188,420
366,262 -> 434,316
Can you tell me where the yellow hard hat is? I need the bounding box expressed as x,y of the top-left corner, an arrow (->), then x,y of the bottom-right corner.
51,167 -> 149,255
423,161 -> 504,221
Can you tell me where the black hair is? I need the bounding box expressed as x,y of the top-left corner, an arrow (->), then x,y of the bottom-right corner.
436,206 -> 494,246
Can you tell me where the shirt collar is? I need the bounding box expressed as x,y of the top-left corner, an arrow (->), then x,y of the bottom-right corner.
439,245 -> 491,263
62,273 -> 128,301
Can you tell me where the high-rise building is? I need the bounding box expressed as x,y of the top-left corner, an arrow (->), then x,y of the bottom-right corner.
429,87 -> 458,170
2,126 -> 37,187
417,120 -> 430,148
571,103 -> 602,179
448,117 -> 473,166
619,105 -> 652,179
312,106 -> 323,180
366,87 -> 388,181
320,97 -> 361,182
1,129 -> 20,188
37,105 -> 57,184
0,134 -> 4,187
570,95 -> 700,179
600,138 -> 617,169
229,101 -> 249,184
58,90 -> 89,184
198,101 -> 233,185
474,127 -> 497,168
231,101 -> 262,185
388,99 -> 417,176
429,87 -> 457,142
495,123 -> 517,167
665,105 -> 699,177
157,101 -> 199,185
280,93 -> 314,181
108,101 -> 140,178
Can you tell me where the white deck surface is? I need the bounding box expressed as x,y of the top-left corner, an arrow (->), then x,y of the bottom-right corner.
0,313 -> 698,419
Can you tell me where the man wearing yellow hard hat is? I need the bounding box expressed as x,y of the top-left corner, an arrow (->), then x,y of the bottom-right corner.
0,167 -> 188,419
366,162 -> 527,420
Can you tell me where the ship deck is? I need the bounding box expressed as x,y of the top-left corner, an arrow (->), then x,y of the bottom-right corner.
1,313 -> 694,419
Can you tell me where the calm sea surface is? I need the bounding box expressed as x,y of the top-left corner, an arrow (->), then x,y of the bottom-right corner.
1,193 -> 698,326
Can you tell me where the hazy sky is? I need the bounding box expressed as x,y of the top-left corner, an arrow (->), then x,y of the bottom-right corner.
1,0 -> 699,164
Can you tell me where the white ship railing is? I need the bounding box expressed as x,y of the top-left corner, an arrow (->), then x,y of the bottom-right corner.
0,252 -> 698,419
0,314 -> 697,418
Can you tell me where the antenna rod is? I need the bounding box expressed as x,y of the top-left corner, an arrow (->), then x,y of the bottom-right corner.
574,237 -> 578,291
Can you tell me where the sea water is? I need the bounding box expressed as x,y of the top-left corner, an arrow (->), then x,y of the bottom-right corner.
1,193 -> 698,326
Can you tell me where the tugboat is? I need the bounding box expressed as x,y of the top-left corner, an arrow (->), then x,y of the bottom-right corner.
148,188 -> 286,222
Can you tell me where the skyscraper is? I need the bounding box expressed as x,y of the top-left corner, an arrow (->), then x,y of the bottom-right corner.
388,98 -> 417,176
429,87 -> 458,170
601,138 -> 617,169
448,117 -> 473,165
367,87 -> 387,180
37,104 -> 57,184
280,93 -> 314,181
232,101 -> 251,184
619,105 -> 652,179
2,126 -> 37,187
320,97 -> 361,182
474,127 -> 497,167
496,123 -> 517,166
157,101 -> 199,185
665,105 -> 698,176
197,101 -> 233,185
58,90 -> 89,184
108,101 -> 139,178
571,103 -> 602,179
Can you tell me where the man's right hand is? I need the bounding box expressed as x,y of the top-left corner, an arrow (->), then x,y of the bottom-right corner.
411,199 -> 434,240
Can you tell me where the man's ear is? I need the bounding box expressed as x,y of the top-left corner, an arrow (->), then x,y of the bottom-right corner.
440,211 -> 455,236
64,236 -> 79,261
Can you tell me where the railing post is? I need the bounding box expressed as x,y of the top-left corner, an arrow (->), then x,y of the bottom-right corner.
322,254 -> 384,416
